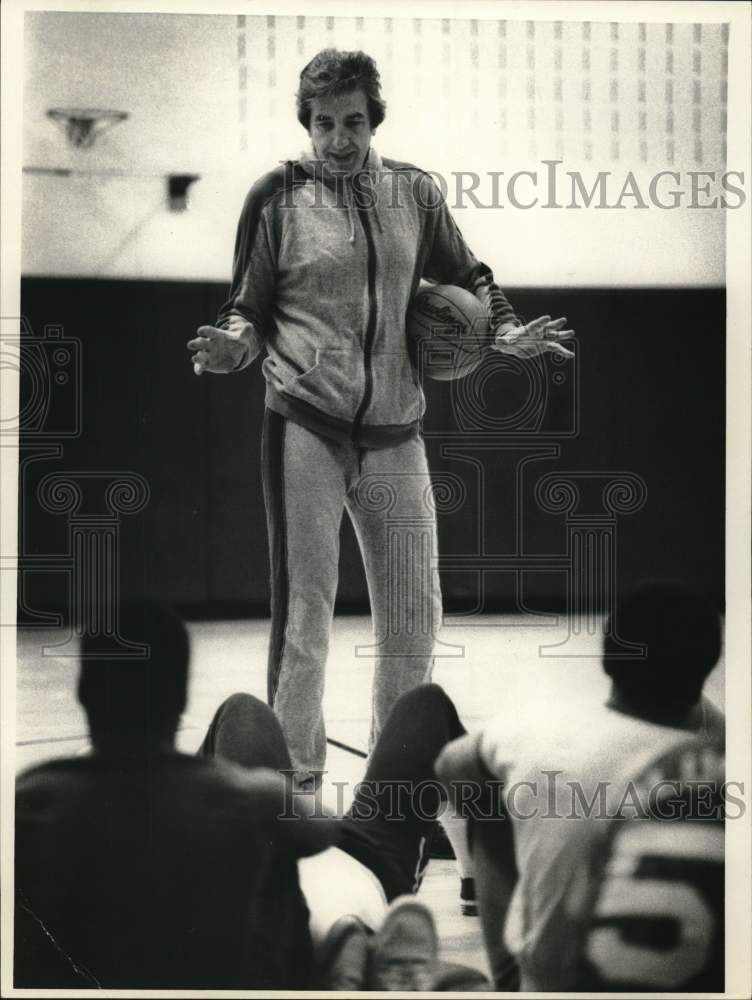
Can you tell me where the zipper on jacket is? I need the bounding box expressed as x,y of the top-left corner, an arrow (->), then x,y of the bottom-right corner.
352,206 -> 378,437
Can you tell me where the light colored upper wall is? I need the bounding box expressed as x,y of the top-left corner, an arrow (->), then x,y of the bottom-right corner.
21,11 -> 730,285
23,12 -> 247,281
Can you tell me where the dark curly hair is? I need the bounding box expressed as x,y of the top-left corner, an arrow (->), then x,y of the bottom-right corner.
296,48 -> 386,131
603,580 -> 721,712
78,599 -> 189,742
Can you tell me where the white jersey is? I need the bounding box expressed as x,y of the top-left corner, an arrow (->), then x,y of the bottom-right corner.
476,701 -> 724,991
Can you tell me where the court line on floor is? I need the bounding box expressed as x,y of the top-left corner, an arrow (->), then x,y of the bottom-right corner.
326,736 -> 368,758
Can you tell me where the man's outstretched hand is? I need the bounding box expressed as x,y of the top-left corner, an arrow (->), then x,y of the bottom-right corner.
187,325 -> 250,375
492,316 -> 575,359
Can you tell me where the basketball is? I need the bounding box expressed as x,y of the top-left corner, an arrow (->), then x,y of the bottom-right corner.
406,284 -> 490,382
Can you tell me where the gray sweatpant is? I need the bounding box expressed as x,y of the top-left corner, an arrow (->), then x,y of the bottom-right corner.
262,410 -> 443,776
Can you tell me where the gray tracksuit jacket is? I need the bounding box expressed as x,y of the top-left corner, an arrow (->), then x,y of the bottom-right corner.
217,147 -> 520,448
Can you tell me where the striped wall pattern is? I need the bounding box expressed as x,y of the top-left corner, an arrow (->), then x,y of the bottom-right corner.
235,16 -> 728,171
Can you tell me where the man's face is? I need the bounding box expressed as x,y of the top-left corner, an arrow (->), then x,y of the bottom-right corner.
309,89 -> 373,176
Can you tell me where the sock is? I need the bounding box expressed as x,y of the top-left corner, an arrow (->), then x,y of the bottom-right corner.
440,814 -> 474,879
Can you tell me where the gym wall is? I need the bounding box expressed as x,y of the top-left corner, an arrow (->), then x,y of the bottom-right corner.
23,13 -> 729,285
17,12 -> 727,618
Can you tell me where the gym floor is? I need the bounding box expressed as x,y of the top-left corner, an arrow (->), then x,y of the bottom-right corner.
15,613 -> 726,980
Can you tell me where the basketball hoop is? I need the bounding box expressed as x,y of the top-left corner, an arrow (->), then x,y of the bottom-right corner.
47,108 -> 129,149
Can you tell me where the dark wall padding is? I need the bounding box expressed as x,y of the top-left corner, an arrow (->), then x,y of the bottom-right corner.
17,279 -> 724,619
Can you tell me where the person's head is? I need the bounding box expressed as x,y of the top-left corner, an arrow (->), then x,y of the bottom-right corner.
297,49 -> 385,175
78,599 -> 190,751
603,580 -> 721,717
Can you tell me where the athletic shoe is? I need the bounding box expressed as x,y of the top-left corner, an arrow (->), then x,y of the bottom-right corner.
318,914 -> 371,990
369,896 -> 439,991
460,877 -> 478,916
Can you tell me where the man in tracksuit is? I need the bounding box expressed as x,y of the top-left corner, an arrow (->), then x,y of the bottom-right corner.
188,49 -> 574,781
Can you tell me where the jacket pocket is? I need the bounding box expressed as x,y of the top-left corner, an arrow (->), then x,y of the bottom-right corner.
277,348 -> 364,421
286,356 -> 320,385
366,350 -> 425,427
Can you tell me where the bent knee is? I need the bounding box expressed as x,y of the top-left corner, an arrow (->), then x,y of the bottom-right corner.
399,681 -> 453,714
216,691 -> 268,721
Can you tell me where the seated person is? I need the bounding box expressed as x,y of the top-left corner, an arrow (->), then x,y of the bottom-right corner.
436,579 -> 726,992
15,599 -> 488,991
199,681 -> 490,991
14,601 -> 334,990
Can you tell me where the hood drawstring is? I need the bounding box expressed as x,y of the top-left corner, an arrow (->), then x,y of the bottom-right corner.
343,178 -> 356,245
344,173 -> 383,245
300,147 -> 383,246
370,199 -> 384,235
362,147 -> 384,235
